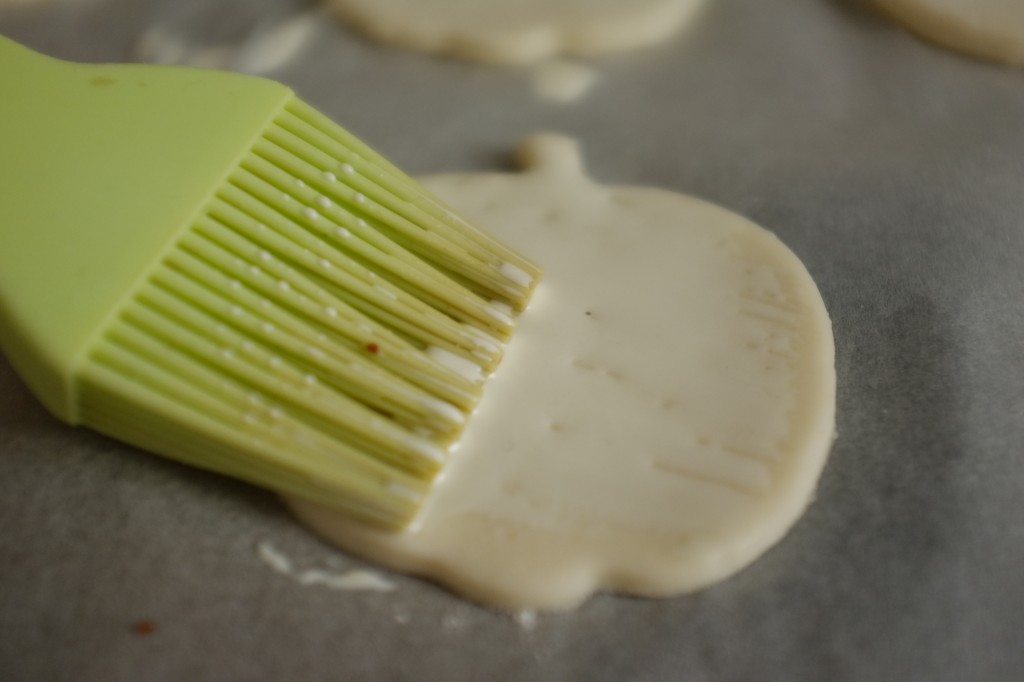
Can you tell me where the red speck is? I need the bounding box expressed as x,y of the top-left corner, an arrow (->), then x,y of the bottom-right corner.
132,620 -> 156,636
366,343 -> 380,355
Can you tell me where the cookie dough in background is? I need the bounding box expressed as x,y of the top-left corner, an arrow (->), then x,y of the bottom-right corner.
324,0 -> 707,104
875,0 -> 1024,66
324,0 -> 707,65
289,134 -> 837,612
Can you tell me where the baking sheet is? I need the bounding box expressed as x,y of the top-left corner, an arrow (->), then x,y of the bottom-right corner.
2,0 -> 1023,680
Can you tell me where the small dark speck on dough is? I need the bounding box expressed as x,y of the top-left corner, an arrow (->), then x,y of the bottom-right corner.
90,76 -> 116,87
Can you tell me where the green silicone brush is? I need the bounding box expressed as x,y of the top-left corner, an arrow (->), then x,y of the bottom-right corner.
0,35 -> 540,529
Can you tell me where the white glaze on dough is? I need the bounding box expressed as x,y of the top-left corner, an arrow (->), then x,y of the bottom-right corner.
288,135 -> 836,611
325,0 -> 708,65
876,0 -> 1024,66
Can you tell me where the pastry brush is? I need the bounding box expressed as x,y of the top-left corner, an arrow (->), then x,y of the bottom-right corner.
0,35 -> 540,529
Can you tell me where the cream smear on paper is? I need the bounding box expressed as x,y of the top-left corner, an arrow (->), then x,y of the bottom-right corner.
531,59 -> 599,103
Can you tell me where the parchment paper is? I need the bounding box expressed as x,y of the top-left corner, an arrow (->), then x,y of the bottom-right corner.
1,1 -> 1022,680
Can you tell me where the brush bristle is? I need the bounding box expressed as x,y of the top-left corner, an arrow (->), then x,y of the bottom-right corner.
74,96 -> 540,529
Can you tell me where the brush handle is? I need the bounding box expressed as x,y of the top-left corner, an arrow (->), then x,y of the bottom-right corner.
0,34 -> 62,72
0,33 -> 37,59
0,33 -> 291,423
0,34 -> 74,420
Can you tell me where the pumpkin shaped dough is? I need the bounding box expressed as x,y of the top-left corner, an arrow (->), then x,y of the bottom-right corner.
324,0 -> 707,64
288,135 -> 837,611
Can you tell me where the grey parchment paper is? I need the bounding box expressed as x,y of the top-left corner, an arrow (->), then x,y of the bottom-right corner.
1,0 -> 1022,680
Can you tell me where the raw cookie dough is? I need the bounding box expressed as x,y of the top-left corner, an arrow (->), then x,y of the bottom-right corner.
288,135 -> 836,611
876,0 -> 1024,66
324,0 -> 707,64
